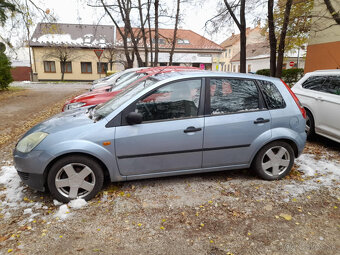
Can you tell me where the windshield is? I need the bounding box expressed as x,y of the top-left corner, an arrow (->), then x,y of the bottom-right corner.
110,73 -> 147,92
93,77 -> 158,120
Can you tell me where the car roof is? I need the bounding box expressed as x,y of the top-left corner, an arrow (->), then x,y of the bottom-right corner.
145,70 -> 282,84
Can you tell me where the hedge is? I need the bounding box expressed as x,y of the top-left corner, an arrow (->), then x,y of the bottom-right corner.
256,68 -> 304,86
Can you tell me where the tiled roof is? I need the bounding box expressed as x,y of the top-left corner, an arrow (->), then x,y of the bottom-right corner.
29,23 -> 222,51
220,27 -> 260,48
30,23 -> 115,48
230,42 -> 270,62
115,28 -> 222,50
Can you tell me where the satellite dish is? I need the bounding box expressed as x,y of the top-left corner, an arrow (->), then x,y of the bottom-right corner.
0,42 -> 5,53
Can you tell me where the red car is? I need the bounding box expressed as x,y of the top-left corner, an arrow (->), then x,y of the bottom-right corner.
62,66 -> 200,111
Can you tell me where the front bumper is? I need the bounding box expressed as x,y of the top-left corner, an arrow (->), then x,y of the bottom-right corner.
17,171 -> 45,192
13,149 -> 53,192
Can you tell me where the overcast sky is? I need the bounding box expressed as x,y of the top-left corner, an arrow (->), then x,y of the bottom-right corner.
43,0 -> 267,44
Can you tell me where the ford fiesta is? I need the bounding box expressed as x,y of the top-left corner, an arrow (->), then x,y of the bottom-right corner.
14,71 -> 306,202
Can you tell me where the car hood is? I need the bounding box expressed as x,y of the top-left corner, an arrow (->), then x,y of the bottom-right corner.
24,108 -> 94,136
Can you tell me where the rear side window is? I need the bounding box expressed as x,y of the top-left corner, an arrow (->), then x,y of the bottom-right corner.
210,78 -> 259,115
301,76 -> 327,91
321,76 -> 340,95
257,80 -> 286,109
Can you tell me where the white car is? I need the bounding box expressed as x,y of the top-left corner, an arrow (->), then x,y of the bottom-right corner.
292,70 -> 340,143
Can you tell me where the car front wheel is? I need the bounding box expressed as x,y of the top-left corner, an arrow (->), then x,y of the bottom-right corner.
253,141 -> 295,180
47,155 -> 104,203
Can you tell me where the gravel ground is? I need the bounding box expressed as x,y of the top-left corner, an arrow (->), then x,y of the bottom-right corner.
0,83 -> 339,255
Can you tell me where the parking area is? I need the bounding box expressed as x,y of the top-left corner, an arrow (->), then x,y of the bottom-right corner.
0,83 -> 339,254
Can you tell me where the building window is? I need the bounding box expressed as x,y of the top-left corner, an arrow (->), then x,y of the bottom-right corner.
177,39 -> 190,44
238,65 -> 240,72
228,64 -> 230,72
81,62 -> 92,73
43,61 -> 56,73
97,62 -> 108,74
60,62 -> 72,73
233,65 -> 236,72
248,64 -> 251,73
229,49 -> 231,57
152,38 -> 165,44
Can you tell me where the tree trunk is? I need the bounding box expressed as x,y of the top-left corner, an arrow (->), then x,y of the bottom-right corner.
169,0 -> 180,65
138,0 -> 149,66
154,0 -> 159,66
268,0 -> 277,77
223,0 -> 246,73
276,0 -> 293,78
324,0 -> 340,25
239,0 -> 246,73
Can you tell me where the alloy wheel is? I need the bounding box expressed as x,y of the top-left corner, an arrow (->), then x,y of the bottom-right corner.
261,146 -> 291,177
55,163 -> 96,199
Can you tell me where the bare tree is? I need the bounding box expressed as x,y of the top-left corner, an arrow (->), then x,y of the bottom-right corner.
153,0 -> 159,66
169,0 -> 180,65
267,0 -> 293,78
43,44 -> 79,81
275,0 -> 293,78
268,0 -> 277,76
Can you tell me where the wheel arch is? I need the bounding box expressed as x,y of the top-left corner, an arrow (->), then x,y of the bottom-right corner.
250,138 -> 299,167
43,152 -> 111,187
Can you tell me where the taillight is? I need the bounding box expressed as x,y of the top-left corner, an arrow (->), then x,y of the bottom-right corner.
281,79 -> 306,119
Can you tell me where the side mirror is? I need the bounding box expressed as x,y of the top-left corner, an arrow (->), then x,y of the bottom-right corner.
126,112 -> 143,125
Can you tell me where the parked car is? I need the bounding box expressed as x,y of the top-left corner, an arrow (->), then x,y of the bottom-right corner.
292,70 -> 340,143
90,67 -> 144,91
14,71 -> 306,202
63,66 -> 200,111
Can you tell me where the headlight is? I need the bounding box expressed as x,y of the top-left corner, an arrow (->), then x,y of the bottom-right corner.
64,102 -> 86,111
16,132 -> 48,153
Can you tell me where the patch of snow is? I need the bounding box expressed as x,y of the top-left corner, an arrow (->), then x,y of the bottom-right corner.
0,166 -> 25,207
23,208 -> 32,214
54,204 -> 71,220
284,153 -> 340,197
53,199 -> 62,206
68,198 -> 87,209
37,34 -> 83,45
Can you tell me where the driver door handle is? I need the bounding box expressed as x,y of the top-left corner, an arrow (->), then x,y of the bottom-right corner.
254,118 -> 270,124
184,126 -> 202,133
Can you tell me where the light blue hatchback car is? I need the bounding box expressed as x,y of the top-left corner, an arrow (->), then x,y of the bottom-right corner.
14,71 -> 307,202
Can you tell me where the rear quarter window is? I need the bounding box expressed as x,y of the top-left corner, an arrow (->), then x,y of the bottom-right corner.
257,80 -> 286,109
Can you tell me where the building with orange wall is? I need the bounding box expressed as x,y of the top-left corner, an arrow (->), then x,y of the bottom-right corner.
304,0 -> 340,72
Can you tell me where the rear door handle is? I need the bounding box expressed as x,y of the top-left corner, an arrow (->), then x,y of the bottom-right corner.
184,126 -> 202,133
254,118 -> 270,124
317,97 -> 324,101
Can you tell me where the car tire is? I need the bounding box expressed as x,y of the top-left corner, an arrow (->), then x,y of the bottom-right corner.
47,155 -> 104,203
253,141 -> 295,180
305,110 -> 315,140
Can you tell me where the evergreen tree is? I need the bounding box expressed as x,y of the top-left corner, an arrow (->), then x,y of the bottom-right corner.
0,50 -> 13,90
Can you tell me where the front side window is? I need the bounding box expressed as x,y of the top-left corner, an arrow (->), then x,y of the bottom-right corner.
301,76 -> 327,91
60,62 -> 72,73
136,79 -> 201,122
257,80 -> 286,109
43,61 -> 56,73
210,78 -> 259,115
81,62 -> 92,73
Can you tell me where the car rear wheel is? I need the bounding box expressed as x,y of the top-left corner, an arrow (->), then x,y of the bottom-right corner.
253,141 -> 295,180
47,155 -> 104,203
305,110 -> 315,140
